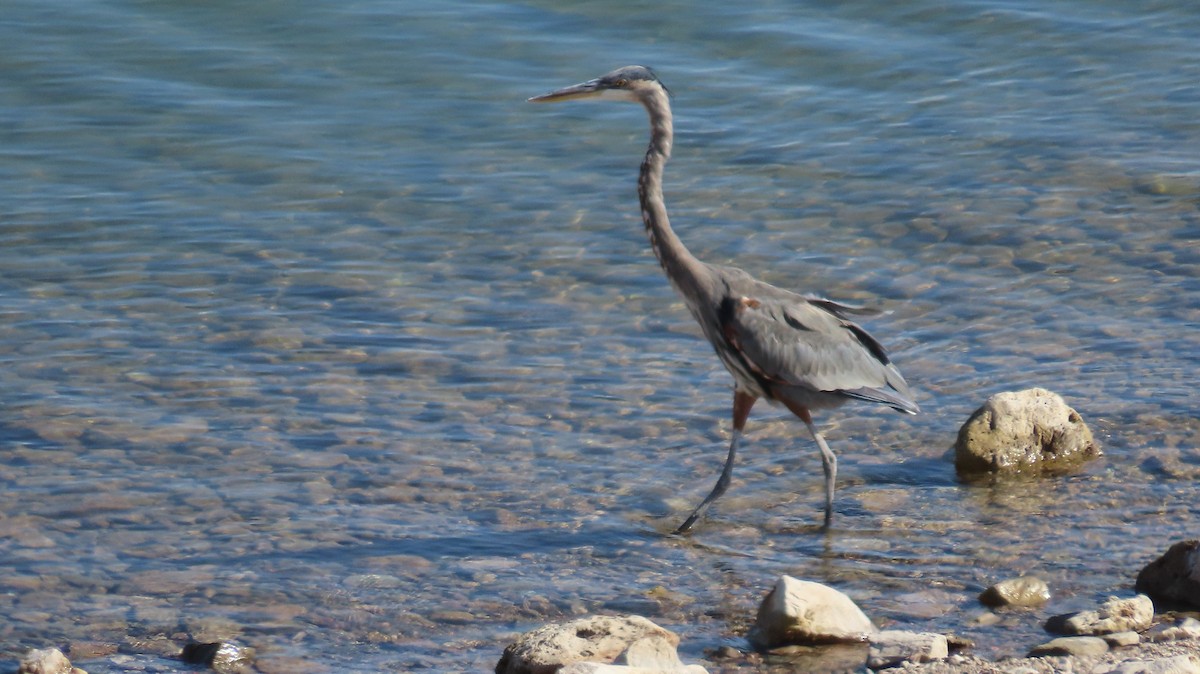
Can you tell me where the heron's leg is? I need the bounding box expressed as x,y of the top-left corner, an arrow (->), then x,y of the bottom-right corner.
807,422 -> 837,529
674,390 -> 756,535
780,402 -> 837,529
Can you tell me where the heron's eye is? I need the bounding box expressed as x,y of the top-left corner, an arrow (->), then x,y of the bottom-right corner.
614,79 -> 628,88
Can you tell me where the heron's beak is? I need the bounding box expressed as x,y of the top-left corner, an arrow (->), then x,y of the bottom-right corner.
528,79 -> 603,103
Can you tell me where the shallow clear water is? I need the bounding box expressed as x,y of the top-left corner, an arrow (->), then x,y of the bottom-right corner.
1,1 -> 1198,671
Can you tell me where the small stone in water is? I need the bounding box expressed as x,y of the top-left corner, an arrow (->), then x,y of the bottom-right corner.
180,641 -> 255,674
711,645 -> 741,659
979,576 -> 1051,608
429,610 -> 476,624
209,642 -> 256,674
970,611 -> 1003,626
66,642 -> 117,660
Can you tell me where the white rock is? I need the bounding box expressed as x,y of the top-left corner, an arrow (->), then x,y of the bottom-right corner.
1056,595 -> 1155,635
867,630 -> 949,669
979,576 -> 1052,608
1094,654 -> 1200,674
559,664 -> 709,674
496,615 -> 704,674
748,576 -> 874,649
955,388 -> 1099,475
969,611 -> 1002,626
17,648 -> 79,674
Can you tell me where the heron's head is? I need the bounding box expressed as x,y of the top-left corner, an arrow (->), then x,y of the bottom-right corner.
528,65 -> 667,104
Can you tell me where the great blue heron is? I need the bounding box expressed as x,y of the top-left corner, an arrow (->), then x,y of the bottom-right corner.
530,66 -> 918,534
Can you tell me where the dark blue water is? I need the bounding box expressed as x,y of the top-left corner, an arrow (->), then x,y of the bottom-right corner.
1,1 -> 1198,671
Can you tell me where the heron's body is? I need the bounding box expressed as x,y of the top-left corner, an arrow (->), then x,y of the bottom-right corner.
530,66 -> 918,533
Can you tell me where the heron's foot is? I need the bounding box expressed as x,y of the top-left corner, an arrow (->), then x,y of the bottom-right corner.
672,460 -> 735,535
673,506 -> 706,535
820,507 -> 833,533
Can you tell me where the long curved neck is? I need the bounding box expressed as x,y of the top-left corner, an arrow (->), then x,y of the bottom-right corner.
636,87 -> 711,302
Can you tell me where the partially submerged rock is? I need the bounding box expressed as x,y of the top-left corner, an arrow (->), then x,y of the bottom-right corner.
748,576 -> 874,650
955,388 -> 1099,475
17,648 -> 85,674
1136,541 -> 1200,610
1046,595 -> 1154,636
180,641 -> 255,674
495,615 -> 706,674
979,576 -> 1052,608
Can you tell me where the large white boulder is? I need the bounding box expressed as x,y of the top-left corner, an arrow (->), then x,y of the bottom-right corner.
748,576 -> 874,649
955,388 -> 1099,475
496,614 -> 706,674
1046,595 -> 1154,636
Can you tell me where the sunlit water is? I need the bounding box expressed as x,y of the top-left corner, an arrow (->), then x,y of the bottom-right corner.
1,1 -> 1198,671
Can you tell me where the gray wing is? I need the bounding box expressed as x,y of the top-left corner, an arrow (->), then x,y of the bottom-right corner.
716,277 -> 918,414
